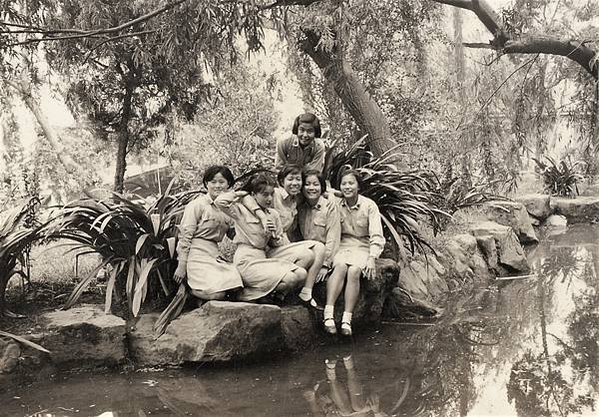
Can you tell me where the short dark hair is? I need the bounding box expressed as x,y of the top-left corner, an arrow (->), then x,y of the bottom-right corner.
244,173 -> 277,194
338,169 -> 362,190
277,164 -> 303,187
292,113 -> 322,138
203,165 -> 234,188
302,169 -> 327,194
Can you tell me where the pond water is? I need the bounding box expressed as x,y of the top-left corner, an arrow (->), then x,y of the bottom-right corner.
1,225 -> 598,417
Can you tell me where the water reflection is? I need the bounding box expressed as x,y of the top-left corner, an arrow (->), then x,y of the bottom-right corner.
3,225 -> 599,417
304,353 -> 388,417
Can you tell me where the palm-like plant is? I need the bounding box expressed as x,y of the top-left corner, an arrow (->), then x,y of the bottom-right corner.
0,198 -> 45,317
324,137 -> 449,255
45,185 -> 201,317
532,156 -> 584,197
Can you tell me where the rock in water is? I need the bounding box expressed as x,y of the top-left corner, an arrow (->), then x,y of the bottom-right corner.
482,201 -> 538,244
129,301 -> 284,366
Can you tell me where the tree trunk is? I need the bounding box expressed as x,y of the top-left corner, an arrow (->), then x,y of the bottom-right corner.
113,75 -> 136,193
300,30 -> 396,160
6,77 -> 82,176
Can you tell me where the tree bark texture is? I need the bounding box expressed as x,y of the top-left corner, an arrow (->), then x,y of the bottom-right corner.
300,30 -> 396,159
6,77 -> 82,176
114,69 -> 136,193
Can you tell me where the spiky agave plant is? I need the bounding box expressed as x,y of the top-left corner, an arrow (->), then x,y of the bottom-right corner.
45,183 -> 201,317
324,137 -> 449,255
0,198 -> 45,317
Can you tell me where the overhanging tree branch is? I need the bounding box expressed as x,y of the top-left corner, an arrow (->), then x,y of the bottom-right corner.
433,0 -> 599,80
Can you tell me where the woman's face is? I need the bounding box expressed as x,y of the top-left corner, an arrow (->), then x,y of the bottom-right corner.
253,185 -> 275,209
302,175 -> 322,202
206,172 -> 230,199
282,172 -> 302,196
340,174 -> 359,200
297,122 -> 316,147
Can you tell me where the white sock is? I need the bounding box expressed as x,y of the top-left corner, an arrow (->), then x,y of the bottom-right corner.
299,287 -> 312,301
342,311 -> 352,324
324,305 -> 334,320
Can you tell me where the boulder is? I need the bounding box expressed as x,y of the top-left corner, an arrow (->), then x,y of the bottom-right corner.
383,287 -> 440,320
37,304 -> 126,366
280,306 -> 319,351
475,234 -> 498,270
398,258 -> 448,302
482,200 -> 538,244
515,194 -> 552,220
469,221 -> 529,275
550,196 -> 599,223
545,214 -> 568,228
0,338 -> 20,374
129,301 -> 284,366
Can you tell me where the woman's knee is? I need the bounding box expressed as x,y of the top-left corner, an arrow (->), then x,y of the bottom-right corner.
294,267 -> 308,283
191,290 -> 226,300
347,266 -> 362,281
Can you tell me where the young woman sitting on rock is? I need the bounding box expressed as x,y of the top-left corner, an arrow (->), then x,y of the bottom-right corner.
173,165 -> 243,301
214,173 -> 308,303
297,169 -> 341,303
242,165 -> 327,309
323,169 -> 385,336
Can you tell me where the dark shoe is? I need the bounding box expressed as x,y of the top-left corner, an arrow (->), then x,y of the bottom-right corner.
340,321 -> 352,337
324,317 -> 337,335
300,297 -> 324,311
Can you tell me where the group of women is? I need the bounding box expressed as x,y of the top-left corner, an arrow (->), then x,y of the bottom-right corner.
174,113 -> 385,337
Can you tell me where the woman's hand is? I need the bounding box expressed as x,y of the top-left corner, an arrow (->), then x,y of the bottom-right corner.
316,266 -> 330,283
173,263 -> 187,284
262,218 -> 277,237
234,190 -> 248,199
363,256 -> 377,280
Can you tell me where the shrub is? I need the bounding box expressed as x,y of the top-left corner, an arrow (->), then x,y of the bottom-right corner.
532,156 -> 584,197
44,185 -> 201,317
324,137 -> 449,255
0,198 -> 45,317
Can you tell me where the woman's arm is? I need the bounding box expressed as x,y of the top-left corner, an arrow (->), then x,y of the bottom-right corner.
367,202 -> 385,259
324,203 -> 341,267
174,198 -> 204,282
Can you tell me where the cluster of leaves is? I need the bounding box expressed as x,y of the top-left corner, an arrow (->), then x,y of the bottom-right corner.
324,137 -> 448,255
0,197 -> 44,316
532,156 -> 584,197
168,64 -> 280,184
44,185 -> 201,318
426,173 -> 493,230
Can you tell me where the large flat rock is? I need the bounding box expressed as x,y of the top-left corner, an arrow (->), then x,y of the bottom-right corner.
129,301 -> 284,366
38,304 -> 126,366
551,196 -> 599,223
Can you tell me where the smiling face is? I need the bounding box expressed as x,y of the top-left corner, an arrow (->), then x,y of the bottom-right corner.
253,185 -> 275,209
206,172 -> 231,199
302,174 -> 322,202
283,172 -> 302,196
297,122 -> 316,147
340,173 -> 359,200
